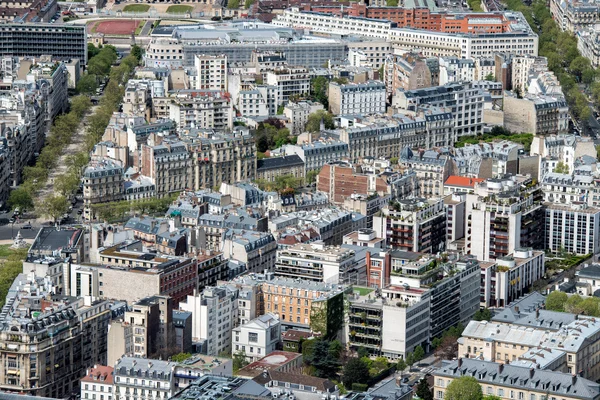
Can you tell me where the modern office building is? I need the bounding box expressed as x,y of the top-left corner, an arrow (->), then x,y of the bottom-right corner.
0,23 -> 87,62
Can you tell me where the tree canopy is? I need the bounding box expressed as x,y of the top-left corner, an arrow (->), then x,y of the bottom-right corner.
306,110 -> 335,133
342,357 -> 370,388
444,376 -> 483,400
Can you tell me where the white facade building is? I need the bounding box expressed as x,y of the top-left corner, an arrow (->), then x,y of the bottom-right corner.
328,81 -> 386,116
194,54 -> 228,90
232,313 -> 281,362
179,286 -> 238,356
273,8 -> 393,39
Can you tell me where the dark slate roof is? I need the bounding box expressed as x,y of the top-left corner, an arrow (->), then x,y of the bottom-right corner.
435,359 -> 600,400
124,217 -> 165,235
30,227 -> 83,253
578,264 -> 600,279
257,155 -> 304,171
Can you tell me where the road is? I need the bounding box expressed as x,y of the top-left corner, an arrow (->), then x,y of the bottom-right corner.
0,197 -> 85,241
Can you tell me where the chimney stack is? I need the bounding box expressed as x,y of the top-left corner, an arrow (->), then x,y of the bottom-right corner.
529,368 -> 534,379
572,374 -> 577,385
458,358 -> 463,368
498,364 -> 504,374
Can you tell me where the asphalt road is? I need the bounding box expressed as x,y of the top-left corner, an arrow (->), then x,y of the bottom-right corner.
0,198 -> 85,241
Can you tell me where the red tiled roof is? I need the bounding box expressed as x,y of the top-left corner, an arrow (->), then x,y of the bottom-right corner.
444,175 -> 484,188
81,365 -> 114,385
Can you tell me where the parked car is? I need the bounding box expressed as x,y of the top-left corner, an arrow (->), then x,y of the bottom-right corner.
21,224 -> 32,230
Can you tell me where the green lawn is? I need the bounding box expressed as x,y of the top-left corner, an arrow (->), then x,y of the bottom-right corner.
353,287 -> 374,296
0,245 -> 11,258
166,5 -> 193,13
134,20 -> 145,35
123,4 -> 150,12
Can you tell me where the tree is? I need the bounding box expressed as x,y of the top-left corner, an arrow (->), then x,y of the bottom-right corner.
311,76 -> 329,108
565,294 -> 585,314
342,357 -> 370,388
76,74 -> 98,94
306,169 -> 320,185
444,376 -> 483,400
386,0 -> 399,5
580,297 -> 600,316
38,194 -> 69,223
55,173 -> 81,197
484,73 -> 495,81
482,397 -> 502,400
131,45 -> 144,63
413,345 -> 425,363
553,161 -> 569,174
303,339 -> 341,378
434,336 -> 458,361
357,347 -> 369,359
245,0 -> 255,7
8,188 -> 33,212
171,353 -> 192,362
570,56 -> 591,80
546,291 -> 569,312
396,358 -> 407,372
306,110 -> 334,132
232,350 -> 249,372
415,378 -> 433,400
227,0 -> 240,8
473,308 -> 492,321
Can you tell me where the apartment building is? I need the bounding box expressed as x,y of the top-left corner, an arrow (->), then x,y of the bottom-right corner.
284,101 -> 324,134
274,241 -> 362,284
383,54 -> 434,95
433,359 -> 600,400
82,159 -> 124,220
373,198 -> 446,253
0,23 -> 87,61
194,54 -> 227,90
578,29 -> 600,68
545,203 -> 600,256
337,111 -> 455,162
230,272 -> 346,338
179,286 -> 238,356
140,139 -> 192,198
26,58 -> 69,125
317,161 -> 389,204
328,80 -> 386,116
479,248 -> 545,308
0,274 -> 97,398
273,8 -> 394,39
221,229 -> 277,274
393,82 -> 484,137
81,365 -> 114,400
348,284 -> 430,360
389,19 -> 538,59
256,155 -> 305,183
551,0 -> 600,32
181,128 -> 256,191
74,241 -> 197,305
107,296 -> 174,365
265,67 -> 310,105
232,313 -> 281,362
113,357 -> 176,400
347,40 -> 391,69
465,176 -> 544,261
460,316 -> 600,381
400,148 -> 455,198
453,141 -> 523,178
504,93 -> 569,136
281,140 -> 349,172
168,90 -> 233,130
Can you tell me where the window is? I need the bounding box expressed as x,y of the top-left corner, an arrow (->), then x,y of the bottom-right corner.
248,332 -> 258,343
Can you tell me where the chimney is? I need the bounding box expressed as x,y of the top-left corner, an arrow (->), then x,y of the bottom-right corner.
458,358 -> 463,368
498,364 -> 504,374
572,374 -> 577,386
529,368 -> 534,379
536,308 -> 540,319
514,306 -> 519,314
